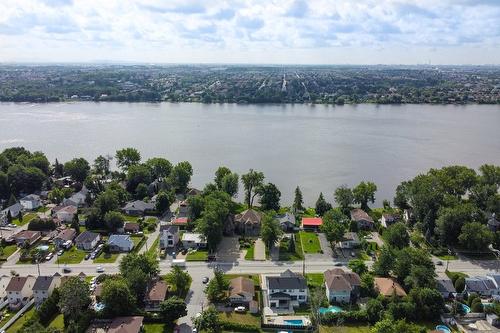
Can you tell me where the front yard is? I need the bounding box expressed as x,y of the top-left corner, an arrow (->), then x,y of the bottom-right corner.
57,246 -> 86,264
131,235 -> 147,253
186,249 -> 208,261
225,274 -> 260,286
48,314 -> 65,330
244,244 -> 255,260
13,212 -> 37,226
6,306 -> 36,333
143,323 -> 173,333
0,244 -> 18,260
219,312 -> 261,327
278,235 -> 304,261
94,252 -> 119,263
299,231 -> 322,254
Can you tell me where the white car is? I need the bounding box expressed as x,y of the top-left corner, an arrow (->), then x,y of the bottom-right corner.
234,306 -> 246,313
96,266 -> 105,273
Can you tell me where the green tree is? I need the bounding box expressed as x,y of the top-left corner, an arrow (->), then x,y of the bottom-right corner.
160,296 -> 187,322
315,192 -> 332,216
123,267 -> 148,303
104,211 -> 125,231
115,147 -> 141,171
145,157 -> 172,179
101,278 -> 136,316
94,189 -> 119,215
58,277 -> 91,323
293,186 -> 304,212
169,161 -> 193,193
47,188 -> 63,204
382,223 -> 409,249
258,182 -> 281,211
93,155 -> 110,175
53,158 -> 63,177
409,287 -> 444,320
260,214 -> 283,250
353,181 -> 377,210
197,191 -> 231,251
205,269 -> 230,303
371,318 -> 425,333
459,222 -> 494,251
321,210 -> 346,249
366,298 -> 384,323
435,204 -> 483,245
120,252 -> 159,277
7,164 -> 46,195
214,166 -> 231,189
36,288 -> 60,325
70,214 -> 80,235
0,171 -> 9,199
126,164 -> 152,193
63,158 -> 90,182
156,190 -> 174,213
373,246 -> 395,277
165,265 -> 191,297
348,259 -> 368,275
221,172 -> 239,198
241,169 -> 265,208
135,183 -> 148,199
455,276 -> 465,293
334,185 -> 354,213
193,306 -> 221,333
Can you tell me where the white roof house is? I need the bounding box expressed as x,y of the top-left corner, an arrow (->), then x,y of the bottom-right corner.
20,194 -> 42,210
181,232 -> 207,248
108,234 -> 134,252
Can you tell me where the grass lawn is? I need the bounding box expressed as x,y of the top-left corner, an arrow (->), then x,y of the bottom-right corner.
57,246 -> 86,264
124,215 -> 140,222
446,270 -> 469,280
244,244 -> 255,260
0,244 -> 18,260
219,312 -> 261,326
36,206 -> 49,213
0,309 -> 17,328
94,252 -> 119,263
13,212 -> 37,226
186,249 -> 208,261
299,231 -> 321,253
306,273 -> 324,288
320,324 -> 371,333
147,236 -> 159,256
225,274 -> 260,286
48,314 -> 65,330
143,323 -> 174,333
437,255 -> 458,261
131,236 -> 147,253
6,306 -> 36,333
278,236 -> 304,261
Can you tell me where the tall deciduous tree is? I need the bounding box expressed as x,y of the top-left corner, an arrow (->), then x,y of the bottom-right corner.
104,211 -> 125,232
169,161 -> 193,193
93,155 -> 110,175
214,166 -> 231,189
193,306 -> 221,333
241,169 -> 264,208
334,185 -> 354,213
63,158 -> 90,182
382,223 -> 409,249
459,222 -> 494,251
321,209 -> 347,248
58,277 -> 91,323
258,182 -> 281,211
160,296 -> 187,322
221,172 -> 239,198
353,181 -> 377,210
260,214 -> 282,250
115,148 -> 141,172
101,278 -> 136,316
165,265 -> 191,297
145,157 -> 172,179
205,269 -> 229,303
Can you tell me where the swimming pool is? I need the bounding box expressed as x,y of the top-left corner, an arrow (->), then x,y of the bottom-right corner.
284,319 -> 303,326
461,303 -> 471,314
435,325 -> 451,333
319,306 -> 343,314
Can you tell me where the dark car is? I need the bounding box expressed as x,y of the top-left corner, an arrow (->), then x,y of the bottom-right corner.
202,277 -> 209,284
206,255 -> 217,262
334,262 -> 344,266
84,253 -> 91,260
181,249 -> 188,255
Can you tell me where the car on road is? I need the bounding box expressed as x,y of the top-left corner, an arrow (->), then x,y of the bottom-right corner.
234,306 -> 246,313
96,266 -> 105,273
57,249 -> 64,256
45,253 -> 53,261
202,277 -> 209,284
7,223 -> 17,228
334,262 -> 344,266
63,266 -> 72,273
436,261 -> 443,266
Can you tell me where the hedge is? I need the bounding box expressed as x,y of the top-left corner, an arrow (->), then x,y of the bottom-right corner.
220,321 -> 262,332
321,310 -> 369,324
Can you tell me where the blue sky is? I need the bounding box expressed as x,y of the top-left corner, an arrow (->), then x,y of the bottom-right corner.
0,0 -> 499,64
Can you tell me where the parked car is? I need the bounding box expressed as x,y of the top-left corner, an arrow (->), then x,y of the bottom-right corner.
85,253 -> 91,260
202,277 -> 209,284
436,261 -> 443,266
90,252 -> 97,260
334,262 -> 343,266
7,224 -> 16,228
96,266 -> 105,273
234,306 -> 246,313
63,266 -> 72,273
45,253 -> 53,261
57,250 -> 64,256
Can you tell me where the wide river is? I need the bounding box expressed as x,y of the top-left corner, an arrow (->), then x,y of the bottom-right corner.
1,102 -> 499,206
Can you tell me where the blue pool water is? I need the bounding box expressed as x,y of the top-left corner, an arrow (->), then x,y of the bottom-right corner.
284,320 -> 303,326
319,306 -> 343,314
435,325 -> 451,333
461,303 -> 471,313
94,303 -> 105,312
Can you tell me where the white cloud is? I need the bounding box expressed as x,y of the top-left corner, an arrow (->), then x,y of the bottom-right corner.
0,0 -> 498,64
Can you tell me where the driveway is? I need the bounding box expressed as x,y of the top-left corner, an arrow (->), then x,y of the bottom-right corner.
216,237 -> 240,262
369,232 -> 384,248
304,233 -> 334,262
254,238 -> 266,261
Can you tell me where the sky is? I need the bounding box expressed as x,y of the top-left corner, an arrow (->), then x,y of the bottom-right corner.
0,0 -> 499,65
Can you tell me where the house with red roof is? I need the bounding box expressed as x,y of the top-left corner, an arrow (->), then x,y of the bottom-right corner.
301,217 -> 323,231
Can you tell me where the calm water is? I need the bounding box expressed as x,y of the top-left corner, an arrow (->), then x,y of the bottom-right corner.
1,102 -> 499,206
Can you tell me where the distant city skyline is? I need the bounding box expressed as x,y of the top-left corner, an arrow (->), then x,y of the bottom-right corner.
1,0 -> 499,65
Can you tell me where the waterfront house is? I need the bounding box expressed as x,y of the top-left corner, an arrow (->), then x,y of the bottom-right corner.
337,232 -> 360,249
13,230 -> 41,247
54,205 -> 77,223
181,232 -> 206,249
33,275 -> 61,305
265,270 -> 308,312
229,277 -> 255,306
324,268 -> 361,304
122,200 -> 155,216
301,217 -> 323,231
374,277 -> 406,297
144,280 -> 168,311
87,316 -> 144,333
75,231 -> 101,251
159,224 -> 179,249
350,209 -> 374,230
380,213 -> 398,228
436,276 -> 457,299
53,228 -> 76,249
20,194 -> 42,211
276,212 -> 296,231
177,200 -> 191,219
108,234 -> 134,253
6,276 -> 35,310
234,209 -> 263,236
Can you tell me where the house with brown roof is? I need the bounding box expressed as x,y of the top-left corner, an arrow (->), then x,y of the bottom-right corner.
86,316 -> 144,333
124,222 -> 140,234
374,277 -> 407,297
6,276 -> 35,310
144,280 -> 168,311
229,277 -> 255,305
381,213 -> 399,228
54,228 -> 77,249
54,205 -> 78,223
324,268 -> 361,304
13,230 -> 41,247
350,208 -> 374,230
234,209 -> 263,236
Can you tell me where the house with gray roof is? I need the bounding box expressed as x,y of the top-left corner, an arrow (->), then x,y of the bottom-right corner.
33,275 -> 61,305
63,187 -> 88,208
122,200 -> 155,216
465,276 -> 499,297
436,276 -> 457,299
275,212 -> 296,231
265,270 -> 308,312
20,194 -> 42,211
1,203 -> 23,225
159,224 -> 179,249
75,231 -> 101,251
108,234 -> 134,253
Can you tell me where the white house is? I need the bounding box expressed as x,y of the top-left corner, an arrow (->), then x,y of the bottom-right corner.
6,276 -> 35,310
75,231 -> 101,251
108,234 -> 134,252
0,275 -> 11,300
380,213 -> 398,228
324,268 -> 361,304
337,232 -> 360,249
159,225 -> 179,249
33,275 -> 61,305
55,205 -> 77,223
265,270 -> 308,311
62,187 -> 88,208
181,232 -> 207,249
20,194 -> 42,211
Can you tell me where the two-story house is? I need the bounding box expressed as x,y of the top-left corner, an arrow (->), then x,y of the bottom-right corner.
324,268 -> 361,304
159,225 -> 179,249
33,275 -> 61,305
265,270 -> 308,312
6,276 -> 35,310
75,231 -> 101,251
229,276 -> 255,306
350,209 -> 374,230
144,280 -> 168,311
20,194 -> 42,211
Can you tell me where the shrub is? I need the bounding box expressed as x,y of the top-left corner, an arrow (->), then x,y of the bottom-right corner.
221,321 -> 261,332
455,276 -> 465,293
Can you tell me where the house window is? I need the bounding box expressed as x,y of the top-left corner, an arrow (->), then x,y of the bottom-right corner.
299,289 -> 305,292
299,295 -> 305,300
